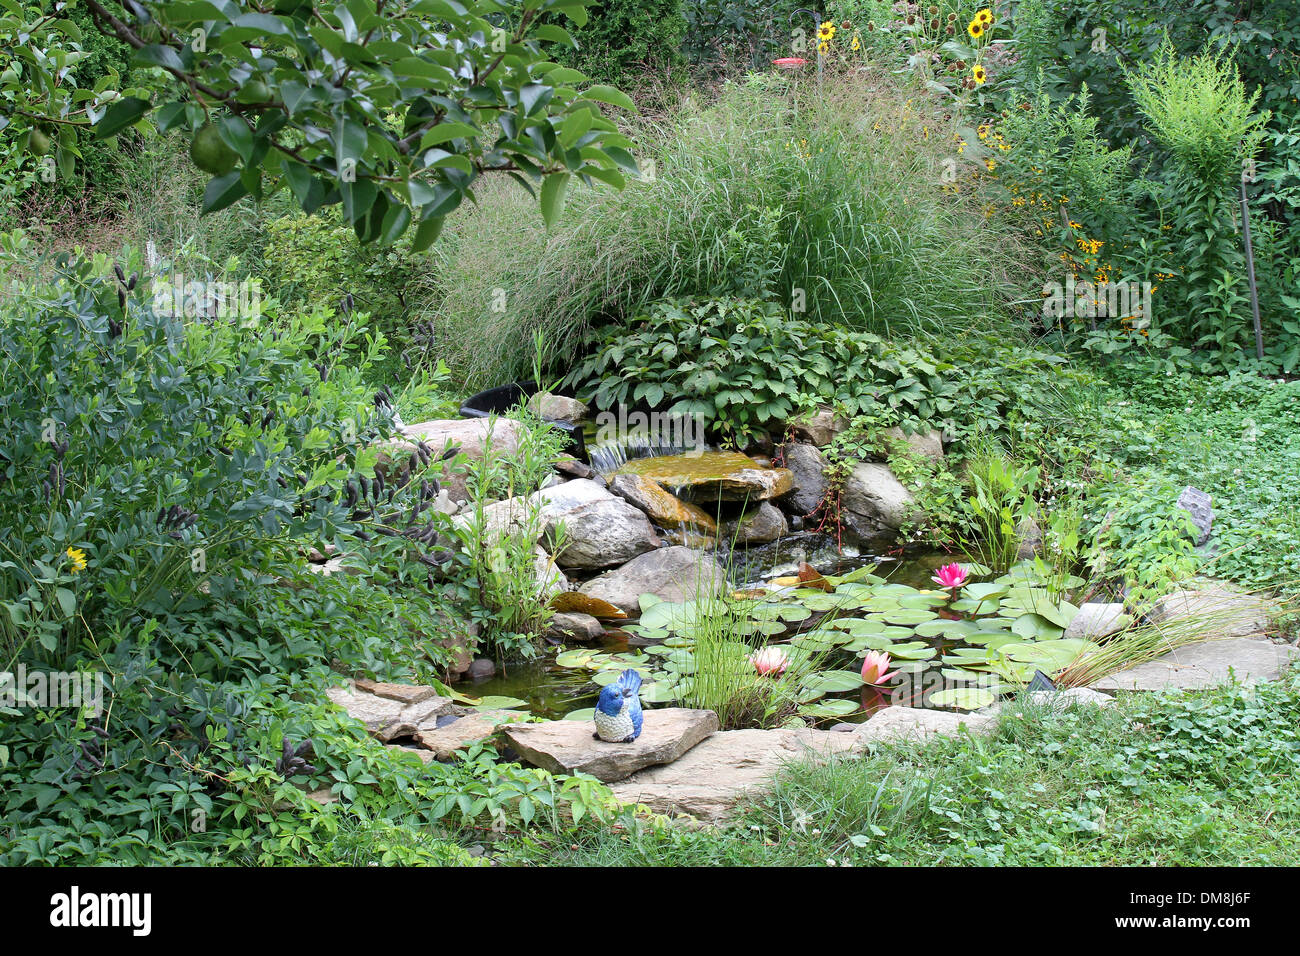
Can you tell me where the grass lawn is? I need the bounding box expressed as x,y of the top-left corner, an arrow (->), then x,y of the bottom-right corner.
502,674 -> 1300,866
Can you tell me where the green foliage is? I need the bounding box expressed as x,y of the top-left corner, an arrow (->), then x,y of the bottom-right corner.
1,0 -> 636,248
564,296 -> 962,447
431,70 -> 1032,385
960,444 -> 1040,573
555,0 -> 687,83
0,234 -> 610,864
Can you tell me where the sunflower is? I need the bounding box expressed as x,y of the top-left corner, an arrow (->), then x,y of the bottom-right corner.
817,20 -> 836,42
972,64 -> 988,84
976,8 -> 994,25
851,33 -> 861,51
66,546 -> 87,573
968,19 -> 984,39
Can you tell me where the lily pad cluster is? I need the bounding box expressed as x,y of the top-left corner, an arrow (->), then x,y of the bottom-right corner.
553,561 -> 1101,717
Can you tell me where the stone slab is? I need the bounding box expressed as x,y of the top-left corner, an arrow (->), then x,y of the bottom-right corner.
1090,637 -> 1297,692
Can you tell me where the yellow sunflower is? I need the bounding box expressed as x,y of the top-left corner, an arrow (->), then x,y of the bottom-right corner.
968,19 -> 984,39
66,546 -> 87,573
972,64 -> 988,84
818,20 -> 836,42
976,8 -> 994,25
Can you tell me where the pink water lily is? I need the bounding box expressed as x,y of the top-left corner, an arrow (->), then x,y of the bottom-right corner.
751,646 -> 789,677
931,562 -> 970,589
860,650 -> 898,686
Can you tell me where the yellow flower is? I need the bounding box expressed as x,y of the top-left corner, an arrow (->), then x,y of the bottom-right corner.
968,20 -> 984,39
851,33 -> 861,51
985,158 -> 996,171
818,40 -> 829,55
972,64 -> 987,84
976,8 -> 994,26
818,20 -> 836,41
66,546 -> 87,573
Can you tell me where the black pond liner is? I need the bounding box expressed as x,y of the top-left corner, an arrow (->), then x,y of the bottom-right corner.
459,380 -> 587,461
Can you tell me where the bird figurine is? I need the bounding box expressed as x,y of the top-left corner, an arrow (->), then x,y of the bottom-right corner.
593,668 -> 644,743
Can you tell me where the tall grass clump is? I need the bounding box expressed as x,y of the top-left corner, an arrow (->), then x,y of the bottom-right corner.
429,67 -> 1034,387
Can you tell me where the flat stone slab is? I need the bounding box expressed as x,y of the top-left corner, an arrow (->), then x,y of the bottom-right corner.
502,708 -> 719,783
325,683 -> 455,741
1149,579 -> 1272,638
609,728 -> 860,822
413,710 -> 529,760
853,706 -> 997,744
1090,637 -> 1297,692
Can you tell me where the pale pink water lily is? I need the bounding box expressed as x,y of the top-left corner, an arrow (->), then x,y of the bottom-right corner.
751,646 -> 789,677
860,650 -> 898,686
930,563 -> 969,589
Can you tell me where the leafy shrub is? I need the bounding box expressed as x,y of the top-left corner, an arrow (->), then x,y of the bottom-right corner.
0,235 -> 605,864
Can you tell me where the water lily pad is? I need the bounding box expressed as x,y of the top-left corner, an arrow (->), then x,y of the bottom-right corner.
563,708 -> 596,721
799,698 -> 862,718
1011,613 -> 1066,641
801,669 -> 867,694
882,608 -> 939,626
876,641 -> 937,661
930,687 -> 996,710
469,695 -> 529,710
555,649 -> 601,669
915,617 -> 985,639
638,682 -> 679,703
898,593 -> 949,609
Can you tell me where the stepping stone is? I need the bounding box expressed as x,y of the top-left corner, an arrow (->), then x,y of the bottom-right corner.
608,728 -> 860,822
1024,687 -> 1115,709
1089,637 -> 1297,692
617,451 -> 794,503
413,710 -> 528,760
325,683 -> 454,741
501,708 -> 719,783
1149,579 -> 1272,638
353,678 -> 440,705
853,706 -> 997,744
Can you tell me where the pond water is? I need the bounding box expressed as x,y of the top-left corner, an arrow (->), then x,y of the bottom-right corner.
465,546 -> 970,721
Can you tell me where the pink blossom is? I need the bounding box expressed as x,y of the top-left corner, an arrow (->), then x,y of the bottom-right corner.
751,646 -> 789,677
860,651 -> 898,686
930,562 -> 969,589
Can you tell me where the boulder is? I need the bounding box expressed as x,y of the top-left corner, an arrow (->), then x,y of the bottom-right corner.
379,417 -> 527,502
527,392 -> 589,424
583,546 -> 727,616
853,706 -> 996,744
531,479 -> 661,569
413,710 -> 528,760
501,708 -> 719,782
790,407 -> 848,447
1175,485 -> 1213,547
840,462 -> 915,545
324,683 -> 455,742
544,611 -> 606,643
721,502 -> 788,547
883,426 -> 944,462
1015,516 -> 1043,560
1088,637 -> 1297,692
1063,602 -> 1131,640
608,472 -> 719,534
617,451 -> 793,504
777,443 -> 829,517
609,727 -> 862,822
532,546 -> 568,599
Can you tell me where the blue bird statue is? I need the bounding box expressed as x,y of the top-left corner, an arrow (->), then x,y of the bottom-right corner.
593,668 -> 644,743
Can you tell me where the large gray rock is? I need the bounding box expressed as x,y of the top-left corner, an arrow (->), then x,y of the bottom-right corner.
532,546 -> 568,598
583,546 -> 727,616
854,706 -> 996,744
883,426 -> 944,462
790,407 -> 848,447
1064,602 -> 1131,640
721,502 -> 788,547
380,417 -> 528,502
1176,486 -> 1213,547
777,442 -> 829,517
1149,579 -> 1271,638
1088,637 -> 1297,692
609,728 -> 862,822
544,611 -> 605,643
325,683 -> 455,742
527,392 -> 589,424
530,479 -> 660,569
840,462 -> 915,545
502,708 -> 719,782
